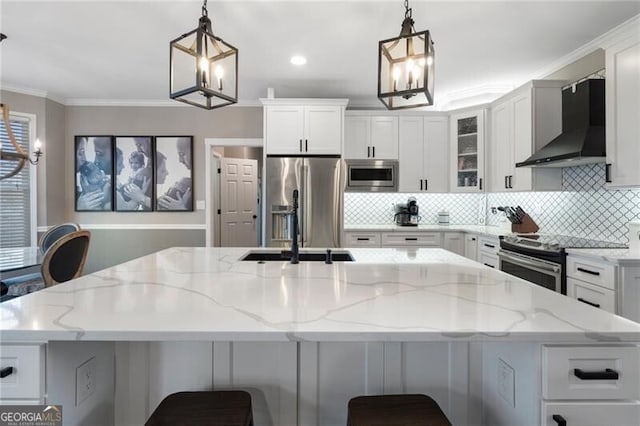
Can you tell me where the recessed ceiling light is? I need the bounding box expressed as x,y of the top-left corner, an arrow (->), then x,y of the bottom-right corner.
290,55 -> 307,66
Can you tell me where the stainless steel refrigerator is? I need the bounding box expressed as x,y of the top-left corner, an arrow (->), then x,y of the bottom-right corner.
265,156 -> 344,248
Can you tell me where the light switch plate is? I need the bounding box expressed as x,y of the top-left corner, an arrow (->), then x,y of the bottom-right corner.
196,200 -> 205,210
497,357 -> 515,407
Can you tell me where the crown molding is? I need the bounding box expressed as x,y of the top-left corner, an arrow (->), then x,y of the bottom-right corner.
0,83 -> 66,105
259,98 -> 349,107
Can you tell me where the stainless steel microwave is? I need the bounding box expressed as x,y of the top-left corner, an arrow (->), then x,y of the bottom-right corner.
345,160 -> 398,192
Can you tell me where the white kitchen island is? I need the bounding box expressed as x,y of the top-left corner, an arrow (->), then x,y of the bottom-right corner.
1,247 -> 639,426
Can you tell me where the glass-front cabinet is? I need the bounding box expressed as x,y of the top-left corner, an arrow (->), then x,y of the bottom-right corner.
449,109 -> 485,192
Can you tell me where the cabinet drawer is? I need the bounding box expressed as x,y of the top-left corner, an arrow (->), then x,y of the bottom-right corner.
567,277 -> 616,313
0,344 -> 45,400
566,256 -> 616,290
478,236 -> 499,254
381,232 -> 442,247
478,252 -> 498,269
344,232 -> 381,248
542,402 -> 640,426
542,345 -> 639,400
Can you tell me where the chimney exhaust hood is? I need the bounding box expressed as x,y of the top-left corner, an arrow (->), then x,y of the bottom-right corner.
516,78 -> 605,168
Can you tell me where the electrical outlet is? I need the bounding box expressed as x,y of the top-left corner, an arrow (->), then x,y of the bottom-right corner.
196,200 -> 205,210
497,357 -> 515,407
76,357 -> 96,406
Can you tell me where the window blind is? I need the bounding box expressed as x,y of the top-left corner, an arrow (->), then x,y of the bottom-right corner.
0,116 -> 32,248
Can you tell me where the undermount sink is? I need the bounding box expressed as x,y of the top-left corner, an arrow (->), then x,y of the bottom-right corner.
240,249 -> 354,262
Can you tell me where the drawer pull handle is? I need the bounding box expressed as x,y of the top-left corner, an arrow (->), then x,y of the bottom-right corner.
484,263 -> 495,268
573,368 -> 619,380
356,238 -> 370,241
0,366 -> 14,378
552,414 -> 567,426
405,238 -> 418,241
577,297 -> 601,308
484,243 -> 495,249
577,267 -> 600,276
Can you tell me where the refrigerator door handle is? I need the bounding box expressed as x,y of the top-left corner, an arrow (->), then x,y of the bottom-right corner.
302,163 -> 310,247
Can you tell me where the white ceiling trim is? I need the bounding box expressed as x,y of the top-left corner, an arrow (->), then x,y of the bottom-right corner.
0,83 -> 66,105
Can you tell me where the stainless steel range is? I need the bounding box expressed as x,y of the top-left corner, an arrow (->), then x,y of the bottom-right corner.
498,234 -> 626,294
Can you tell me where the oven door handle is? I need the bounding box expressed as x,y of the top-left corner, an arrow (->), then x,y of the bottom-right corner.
498,251 -> 561,274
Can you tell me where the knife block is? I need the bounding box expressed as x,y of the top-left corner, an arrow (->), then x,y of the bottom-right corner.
511,214 -> 539,234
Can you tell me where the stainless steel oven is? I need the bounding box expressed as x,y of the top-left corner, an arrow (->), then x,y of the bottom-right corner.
498,249 -> 563,293
345,160 -> 398,192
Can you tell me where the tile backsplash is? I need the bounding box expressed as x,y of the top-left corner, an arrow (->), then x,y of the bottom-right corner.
345,164 -> 640,244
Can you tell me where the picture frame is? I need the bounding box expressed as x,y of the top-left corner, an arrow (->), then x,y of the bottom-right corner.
153,136 -> 193,212
74,136 -> 114,211
114,136 -> 154,211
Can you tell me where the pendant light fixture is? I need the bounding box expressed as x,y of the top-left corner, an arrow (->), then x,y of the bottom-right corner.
170,0 -> 238,109
378,0 -> 434,110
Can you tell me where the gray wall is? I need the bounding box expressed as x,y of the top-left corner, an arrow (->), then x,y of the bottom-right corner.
65,105 -> 263,225
4,90 -> 264,270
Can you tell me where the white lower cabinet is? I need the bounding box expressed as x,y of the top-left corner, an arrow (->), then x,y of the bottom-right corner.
0,344 -> 45,402
567,277 -> 615,313
478,235 -> 500,268
542,344 -> 640,426
443,232 -> 465,256
343,232 -> 382,248
464,234 -> 478,260
542,402 -> 640,426
381,232 -> 442,247
566,254 -> 619,315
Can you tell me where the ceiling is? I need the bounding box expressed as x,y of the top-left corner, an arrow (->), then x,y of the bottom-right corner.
1,1 -> 638,110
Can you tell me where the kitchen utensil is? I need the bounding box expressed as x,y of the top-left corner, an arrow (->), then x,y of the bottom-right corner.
515,206 -> 526,222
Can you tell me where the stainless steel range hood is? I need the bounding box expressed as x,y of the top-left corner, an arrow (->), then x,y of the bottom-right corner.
516,79 -> 605,168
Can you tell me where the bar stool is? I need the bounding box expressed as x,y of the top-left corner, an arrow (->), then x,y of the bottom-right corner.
347,394 -> 451,426
145,391 -> 253,426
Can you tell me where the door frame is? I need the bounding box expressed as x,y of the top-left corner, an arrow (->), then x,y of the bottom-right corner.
204,138 -> 263,247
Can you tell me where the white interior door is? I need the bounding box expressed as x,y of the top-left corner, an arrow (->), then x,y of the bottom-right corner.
220,158 -> 259,247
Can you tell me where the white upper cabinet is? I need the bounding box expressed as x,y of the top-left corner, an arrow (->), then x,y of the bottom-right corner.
262,99 -> 348,155
450,109 -> 485,192
605,33 -> 640,188
398,116 -> 448,192
344,115 -> 398,159
488,81 -> 563,192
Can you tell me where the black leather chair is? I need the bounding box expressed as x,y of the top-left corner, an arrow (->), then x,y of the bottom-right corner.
347,394 -> 451,426
145,391 -> 254,426
39,223 -> 81,254
41,230 -> 90,287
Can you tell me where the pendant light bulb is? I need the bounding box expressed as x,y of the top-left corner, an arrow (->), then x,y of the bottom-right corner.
214,65 -> 224,90
426,56 -> 433,66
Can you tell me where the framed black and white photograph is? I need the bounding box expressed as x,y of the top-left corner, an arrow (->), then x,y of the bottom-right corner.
75,136 -> 114,211
154,136 -> 193,211
114,136 -> 154,211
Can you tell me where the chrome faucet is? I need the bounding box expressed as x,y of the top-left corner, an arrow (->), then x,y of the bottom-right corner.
290,189 -> 299,264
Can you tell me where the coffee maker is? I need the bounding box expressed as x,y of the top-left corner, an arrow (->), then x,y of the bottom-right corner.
394,197 -> 420,226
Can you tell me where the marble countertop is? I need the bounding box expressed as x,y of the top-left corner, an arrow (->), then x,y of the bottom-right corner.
1,247 -> 639,343
566,248 -> 640,264
344,224 -> 508,237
